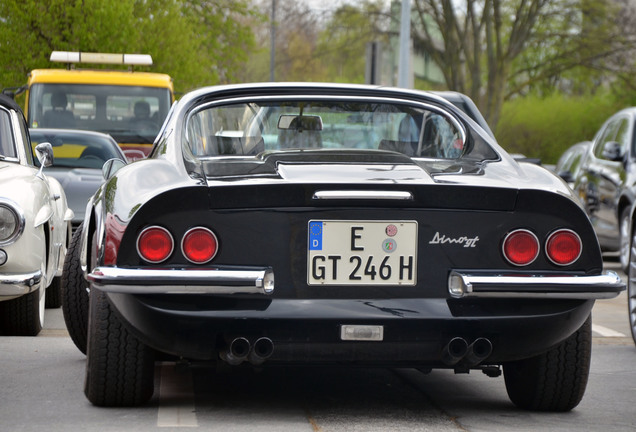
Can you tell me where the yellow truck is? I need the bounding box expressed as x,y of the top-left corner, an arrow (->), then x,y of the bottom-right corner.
24,51 -> 174,159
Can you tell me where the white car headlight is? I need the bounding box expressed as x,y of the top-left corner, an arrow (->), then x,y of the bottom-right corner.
0,201 -> 24,246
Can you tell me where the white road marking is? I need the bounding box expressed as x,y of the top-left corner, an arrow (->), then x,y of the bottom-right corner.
592,324 -> 627,338
157,362 -> 198,428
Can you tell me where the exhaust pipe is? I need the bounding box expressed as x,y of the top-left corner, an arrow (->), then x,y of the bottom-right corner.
464,338 -> 492,366
249,337 -> 274,365
441,337 -> 468,366
220,337 -> 251,365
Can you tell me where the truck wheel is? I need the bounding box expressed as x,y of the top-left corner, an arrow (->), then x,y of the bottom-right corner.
61,224 -> 89,353
0,286 -> 45,336
503,315 -> 591,411
84,289 -> 155,407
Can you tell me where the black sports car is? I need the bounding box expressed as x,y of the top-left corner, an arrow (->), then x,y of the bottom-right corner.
62,83 -> 624,409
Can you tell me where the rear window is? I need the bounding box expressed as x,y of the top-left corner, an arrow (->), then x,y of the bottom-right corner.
186,100 -> 468,159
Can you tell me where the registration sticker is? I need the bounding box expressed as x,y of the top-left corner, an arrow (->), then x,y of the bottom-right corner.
307,220 -> 417,285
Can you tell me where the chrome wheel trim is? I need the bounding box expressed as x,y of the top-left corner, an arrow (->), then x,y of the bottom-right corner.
620,211 -> 630,271
629,230 -> 636,344
38,286 -> 45,329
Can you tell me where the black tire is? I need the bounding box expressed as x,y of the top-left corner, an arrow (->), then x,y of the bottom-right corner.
61,224 -> 90,354
84,289 -> 155,407
503,315 -> 592,411
0,287 -> 44,336
45,277 -> 62,309
628,226 -> 636,345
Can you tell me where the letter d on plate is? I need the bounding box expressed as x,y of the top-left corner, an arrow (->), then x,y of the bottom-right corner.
309,221 -> 323,250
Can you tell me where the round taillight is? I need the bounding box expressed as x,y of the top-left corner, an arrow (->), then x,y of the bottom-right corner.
137,226 -> 174,263
503,229 -> 539,266
182,227 -> 218,264
546,229 -> 582,266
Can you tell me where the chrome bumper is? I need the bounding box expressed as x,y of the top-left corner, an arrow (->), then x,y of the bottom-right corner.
0,270 -> 42,297
448,270 -> 625,299
87,266 -> 275,295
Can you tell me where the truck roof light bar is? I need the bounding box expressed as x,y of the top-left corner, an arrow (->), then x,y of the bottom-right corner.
50,51 -> 153,66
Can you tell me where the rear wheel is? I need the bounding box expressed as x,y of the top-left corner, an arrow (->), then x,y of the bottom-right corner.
61,224 -> 89,354
84,290 -> 155,407
503,315 -> 592,411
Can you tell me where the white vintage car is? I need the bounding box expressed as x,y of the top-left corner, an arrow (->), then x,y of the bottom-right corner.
0,94 -> 72,336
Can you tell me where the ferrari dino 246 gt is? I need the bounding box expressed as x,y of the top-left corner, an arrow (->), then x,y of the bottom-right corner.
62,84 -> 624,410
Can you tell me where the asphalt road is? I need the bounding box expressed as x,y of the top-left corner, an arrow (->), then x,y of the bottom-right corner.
1,260 -> 634,432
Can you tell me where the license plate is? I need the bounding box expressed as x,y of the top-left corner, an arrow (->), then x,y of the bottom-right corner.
307,220 -> 417,285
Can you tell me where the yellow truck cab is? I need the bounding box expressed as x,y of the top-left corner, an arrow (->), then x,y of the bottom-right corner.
25,51 -> 174,159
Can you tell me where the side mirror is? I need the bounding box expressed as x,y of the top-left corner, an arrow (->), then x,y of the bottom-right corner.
102,158 -> 127,180
601,141 -> 624,161
35,142 -> 54,167
34,142 -> 54,178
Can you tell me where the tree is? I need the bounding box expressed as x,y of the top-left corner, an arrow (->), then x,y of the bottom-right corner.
0,0 -> 134,91
411,0 -> 636,128
0,0 -> 258,95
244,0 -> 390,84
315,1 -> 389,83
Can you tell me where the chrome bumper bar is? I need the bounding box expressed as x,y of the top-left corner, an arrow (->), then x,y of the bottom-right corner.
0,270 -> 42,297
88,266 -> 274,295
448,270 -> 625,299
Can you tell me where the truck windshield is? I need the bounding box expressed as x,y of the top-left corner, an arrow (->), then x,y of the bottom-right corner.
28,83 -> 172,145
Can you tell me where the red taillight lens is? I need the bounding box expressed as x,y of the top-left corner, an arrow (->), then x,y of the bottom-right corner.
182,227 -> 218,264
503,229 -> 539,266
546,229 -> 582,266
137,226 -> 174,263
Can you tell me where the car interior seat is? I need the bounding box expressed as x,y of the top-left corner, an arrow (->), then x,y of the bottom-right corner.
42,93 -> 76,128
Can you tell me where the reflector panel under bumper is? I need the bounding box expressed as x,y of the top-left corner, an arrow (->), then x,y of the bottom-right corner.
88,266 -> 274,295
448,270 -> 625,299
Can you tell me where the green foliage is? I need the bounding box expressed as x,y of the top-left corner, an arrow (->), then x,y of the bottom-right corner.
496,93 -> 622,164
0,0 -> 258,95
242,0 -> 388,83
315,1 -> 387,84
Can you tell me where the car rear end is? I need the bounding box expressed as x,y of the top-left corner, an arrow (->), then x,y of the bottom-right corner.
90,172 -> 619,368
80,84 -> 625,409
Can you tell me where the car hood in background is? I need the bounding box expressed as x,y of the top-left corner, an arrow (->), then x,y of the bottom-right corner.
45,167 -> 102,222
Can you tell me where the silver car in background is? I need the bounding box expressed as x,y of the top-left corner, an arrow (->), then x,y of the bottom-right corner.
29,129 -> 127,231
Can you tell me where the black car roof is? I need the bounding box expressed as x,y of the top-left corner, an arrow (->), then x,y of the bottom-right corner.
0,94 -> 23,112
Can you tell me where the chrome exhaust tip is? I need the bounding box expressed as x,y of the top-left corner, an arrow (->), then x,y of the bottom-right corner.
220,337 -> 251,365
249,337 -> 274,365
442,337 -> 468,366
465,338 -> 493,366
